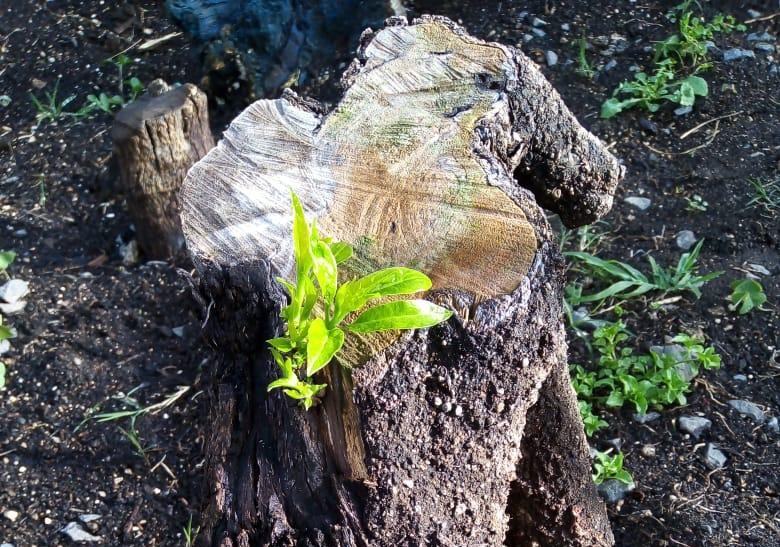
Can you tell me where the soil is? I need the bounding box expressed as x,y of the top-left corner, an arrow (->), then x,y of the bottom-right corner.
0,1 -> 777,546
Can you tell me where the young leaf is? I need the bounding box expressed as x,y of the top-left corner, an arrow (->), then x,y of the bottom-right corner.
330,242 -> 353,264
684,75 -> 708,96
305,318 -> 344,377
0,362 -> 5,389
312,241 -> 338,303
334,267 -> 432,322
267,337 -> 294,352
728,278 -> 767,314
0,250 -> 15,271
347,300 -> 452,333
291,193 -> 312,279
600,98 -> 625,119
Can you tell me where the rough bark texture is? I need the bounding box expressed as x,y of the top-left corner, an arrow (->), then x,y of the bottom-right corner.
112,83 -> 214,260
180,16 -> 623,547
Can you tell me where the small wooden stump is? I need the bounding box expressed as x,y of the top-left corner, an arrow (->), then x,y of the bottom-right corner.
181,16 -> 623,547
112,83 -> 214,261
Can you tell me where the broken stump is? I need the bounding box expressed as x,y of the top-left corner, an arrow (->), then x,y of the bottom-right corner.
180,16 -> 623,547
112,83 -> 214,261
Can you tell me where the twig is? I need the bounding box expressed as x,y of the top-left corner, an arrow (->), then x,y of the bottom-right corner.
679,111 -> 743,140
643,120 -> 721,156
745,12 -> 780,23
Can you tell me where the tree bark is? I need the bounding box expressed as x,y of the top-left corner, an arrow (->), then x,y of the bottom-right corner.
112,83 -> 214,261
180,16 -> 623,547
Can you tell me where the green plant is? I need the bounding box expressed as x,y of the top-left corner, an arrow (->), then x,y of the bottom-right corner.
566,240 -> 722,307
576,38 -> 595,79
30,78 -> 77,124
748,177 -> 780,213
559,221 -> 611,254
592,450 -> 633,485
577,399 -> 609,437
267,193 -> 452,409
126,76 -> 144,101
684,194 -> 708,212
0,316 -> 16,390
85,92 -> 124,114
728,279 -> 767,314
183,514 -> 199,546
0,250 -> 16,279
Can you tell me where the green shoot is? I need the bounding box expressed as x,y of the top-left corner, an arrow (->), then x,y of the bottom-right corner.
748,177 -> 780,213
30,78 -> 77,124
267,193 -> 452,409
576,38 -> 595,79
183,514 -> 199,546
0,316 -> 16,390
592,450 -> 633,485
684,194 -> 708,212
0,250 -> 16,278
728,279 -> 767,314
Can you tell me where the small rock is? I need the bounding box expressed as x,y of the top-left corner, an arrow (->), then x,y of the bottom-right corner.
732,374 -> 748,382
754,43 -> 776,53
723,48 -> 755,62
531,17 -> 547,27
0,339 -> 9,355
606,438 -> 622,451
633,412 -> 660,424
171,326 -> 186,338
442,401 -> 453,413
454,405 -> 463,417
678,416 -> 712,438
639,118 -> 658,134
60,522 -> 101,543
0,301 -> 25,315
624,196 -> 651,210
13,229 -> 26,238
704,443 -> 726,469
402,479 -> 414,488
747,32 -> 774,42
3,510 -> 19,522
766,417 -> 779,434
746,263 -> 771,276
1,543 -> 14,547
604,59 -> 617,71
674,105 -> 693,116
0,95 -> 9,108
31,78 -> 47,89
433,396 -> 442,407
561,23 -> 571,32
78,514 -> 101,523
545,50 -> 558,66
675,230 -> 697,250
0,280 -> 29,304
747,9 -> 762,18
597,479 -> 634,503
531,28 -> 546,38
120,239 -> 139,267
641,445 -> 656,457
728,399 -> 766,424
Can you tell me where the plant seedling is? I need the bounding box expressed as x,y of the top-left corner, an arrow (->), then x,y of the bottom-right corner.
182,514 -> 199,546
728,278 -> 767,314
685,194 -> 708,212
592,450 -> 633,485
748,177 -> 780,213
267,193 -> 453,409
575,38 -> 595,79
30,78 -> 77,124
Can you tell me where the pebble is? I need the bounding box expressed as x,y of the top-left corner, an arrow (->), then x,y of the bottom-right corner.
766,417 -> 778,434
641,445 -> 656,457
633,412 -> 660,424
60,522 -> 101,543
624,196 -> 651,210
704,443 -> 726,469
531,28 -> 546,38
754,43 -> 775,53
561,23 -> 571,32
2,510 -> 19,522
0,301 -> 26,315
723,48 -> 756,62
0,544 -> 14,547
678,416 -> 712,438
171,326 -> 186,338
0,280 -> 29,304
79,514 -> 101,523
545,50 -> 558,66
13,229 -> 27,238
747,9 -> 762,18
120,239 -> 139,267
639,118 -> 658,134
532,17 -> 547,27
728,399 -> 766,424
732,374 -> 748,382
674,105 -> 693,116
747,32 -> 774,42
747,263 -> 771,276
597,479 -> 634,503
604,59 -> 617,71
675,230 -> 697,250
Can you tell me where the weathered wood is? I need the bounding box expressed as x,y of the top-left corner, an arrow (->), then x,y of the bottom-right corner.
181,16 -> 623,547
166,0 -> 406,100
112,83 -> 214,260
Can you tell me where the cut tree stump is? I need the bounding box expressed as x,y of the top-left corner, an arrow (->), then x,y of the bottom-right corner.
180,16 -> 623,547
112,83 -> 215,261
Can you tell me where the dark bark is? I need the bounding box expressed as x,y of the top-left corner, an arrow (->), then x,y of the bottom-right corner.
112,83 -> 215,261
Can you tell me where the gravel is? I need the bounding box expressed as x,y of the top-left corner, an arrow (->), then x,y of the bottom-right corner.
678,416 -> 712,438
728,399 -> 766,424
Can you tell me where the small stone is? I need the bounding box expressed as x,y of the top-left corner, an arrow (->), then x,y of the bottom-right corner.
754,43 -> 776,53
675,230 -> 697,250
0,543 -> 14,547
678,416 -> 712,438
171,326 -> 186,338
433,397 -> 443,407
0,301 -> 26,315
561,23 -> 571,32
531,28 -> 546,38
624,196 -> 651,210
747,263 -> 771,276
674,105 -> 693,116
766,417 -> 779,434
545,50 -> 558,66
604,59 -> 617,71
60,522 -> 101,542
454,405 -> 463,417
732,374 -> 748,382
747,9 -> 762,18
13,229 -> 26,238
442,401 -> 453,413
0,280 -> 29,304
633,412 -> 660,424
402,479 -> 414,488
531,17 -> 547,27
3,510 -> 19,522
79,514 -> 101,523
747,32 -> 774,42
728,399 -> 766,424
597,479 -> 634,503
641,445 -> 656,457
639,118 -> 658,134
44,517 -> 53,525
606,438 -> 622,451
723,48 -> 755,62
0,95 -> 10,108
704,443 -> 726,469
31,78 -> 47,89
120,239 -> 139,267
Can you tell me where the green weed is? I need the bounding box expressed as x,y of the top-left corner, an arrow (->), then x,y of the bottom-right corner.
748,177 -> 780,213
728,279 -> 767,314
576,38 -> 595,79
684,194 -> 708,212
267,193 -> 452,409
30,79 -> 77,124
592,450 -> 633,485
182,514 -> 199,546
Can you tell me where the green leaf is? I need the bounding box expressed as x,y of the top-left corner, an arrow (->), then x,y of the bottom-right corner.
311,241 -> 338,303
330,242 -> 353,264
334,267 -> 432,323
305,319 -> 344,377
677,81 -> 696,106
0,362 -> 5,389
729,278 -> 767,314
291,192 -> 312,279
600,98 -> 625,119
267,337 -> 293,352
347,300 -> 452,333
0,250 -> 15,271
684,75 -> 708,97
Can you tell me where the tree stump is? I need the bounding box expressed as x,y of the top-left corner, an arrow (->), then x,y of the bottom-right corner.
112,83 -> 215,261
180,16 -> 624,547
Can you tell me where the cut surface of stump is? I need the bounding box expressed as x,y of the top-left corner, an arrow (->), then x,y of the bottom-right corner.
181,16 -> 623,547
112,83 -> 214,260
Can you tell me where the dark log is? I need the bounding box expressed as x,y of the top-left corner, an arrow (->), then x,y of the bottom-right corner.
180,16 -> 623,547
112,83 -> 215,261
165,0 -> 405,101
